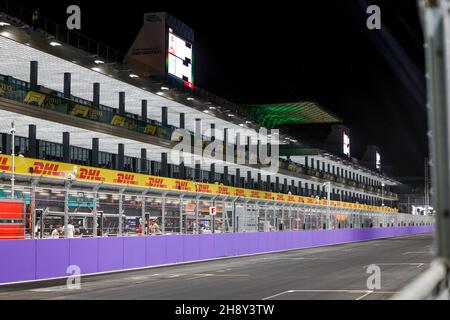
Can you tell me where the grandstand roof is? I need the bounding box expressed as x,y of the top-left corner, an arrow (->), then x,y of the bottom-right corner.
246,102 -> 342,128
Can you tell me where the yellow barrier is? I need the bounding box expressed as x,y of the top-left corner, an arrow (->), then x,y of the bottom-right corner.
0,155 -> 398,213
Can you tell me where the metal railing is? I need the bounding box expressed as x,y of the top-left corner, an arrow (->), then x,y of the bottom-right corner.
392,259 -> 449,300
394,0 -> 450,300
0,0 -> 125,65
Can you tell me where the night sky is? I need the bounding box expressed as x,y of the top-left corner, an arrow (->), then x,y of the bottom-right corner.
13,0 -> 428,186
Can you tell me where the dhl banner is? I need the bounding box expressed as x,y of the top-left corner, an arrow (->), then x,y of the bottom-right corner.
0,155 -> 398,213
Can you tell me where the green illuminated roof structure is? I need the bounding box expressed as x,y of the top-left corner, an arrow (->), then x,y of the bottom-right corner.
246,102 -> 342,128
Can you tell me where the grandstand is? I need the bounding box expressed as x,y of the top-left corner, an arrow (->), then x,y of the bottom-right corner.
0,2 -> 412,240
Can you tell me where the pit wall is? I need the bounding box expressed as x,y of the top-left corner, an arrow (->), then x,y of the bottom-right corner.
0,226 -> 434,284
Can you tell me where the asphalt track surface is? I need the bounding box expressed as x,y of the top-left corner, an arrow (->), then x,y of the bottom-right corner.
0,233 -> 434,300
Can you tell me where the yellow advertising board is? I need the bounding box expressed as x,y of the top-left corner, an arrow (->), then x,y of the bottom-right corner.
0,155 -> 397,213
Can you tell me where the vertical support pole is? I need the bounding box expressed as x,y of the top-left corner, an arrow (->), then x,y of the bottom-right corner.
93,188 -> 98,237
289,206 -> 292,231
161,152 -> 168,177
273,206 -> 277,232
118,189 -> 125,236
11,121 -> 15,199
195,118 -> 202,153
224,128 -> 232,164
236,131 -> 241,165
255,202 -> 259,232
141,192 -> 147,236
150,160 -> 156,175
264,204 -> 268,232
141,100 -> 147,121
93,82 -> 100,108
140,148 -> 147,174
64,72 -> 71,98
92,138 -> 99,167
232,197 -> 238,233
28,124 -> 37,158
179,195 -> 184,234
62,132 -> 70,163
221,199 -> 228,233
236,168 -> 241,187
210,163 -> 215,183
179,113 -> 185,129
119,92 -> 125,115
117,143 -> 124,171
327,182 -> 331,229
195,162 -> 201,181
212,197 -> 216,234
179,157 -> 186,179
162,106 -> 168,126
224,166 -> 229,185
31,179 -> 37,239
64,184 -> 70,238
30,61 -> 38,90
246,136 -> 251,165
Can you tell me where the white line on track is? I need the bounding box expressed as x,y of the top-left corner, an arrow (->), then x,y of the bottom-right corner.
262,290 -> 294,300
402,251 -> 431,255
262,289 -> 397,300
355,291 -> 373,300
363,263 -> 426,268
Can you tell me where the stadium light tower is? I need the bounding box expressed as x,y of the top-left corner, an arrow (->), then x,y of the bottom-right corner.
381,182 -> 385,207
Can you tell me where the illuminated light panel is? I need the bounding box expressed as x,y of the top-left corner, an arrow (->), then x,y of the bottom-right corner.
168,28 -> 194,88
376,151 -> 381,170
343,132 -> 350,157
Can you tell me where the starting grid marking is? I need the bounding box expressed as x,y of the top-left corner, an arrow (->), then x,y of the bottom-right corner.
362,263 -> 426,268
257,256 -> 326,261
262,289 -> 398,300
28,272 -> 251,292
402,251 -> 432,255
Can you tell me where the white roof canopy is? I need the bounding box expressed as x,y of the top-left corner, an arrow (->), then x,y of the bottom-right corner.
0,35 -> 262,140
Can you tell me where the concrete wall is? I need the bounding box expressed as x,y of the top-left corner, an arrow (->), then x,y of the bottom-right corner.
0,226 -> 434,284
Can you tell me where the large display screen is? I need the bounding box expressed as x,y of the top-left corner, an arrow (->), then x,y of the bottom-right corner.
343,132 -> 350,157
168,28 -> 194,88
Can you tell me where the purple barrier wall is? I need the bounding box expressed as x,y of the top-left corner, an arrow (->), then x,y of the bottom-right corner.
0,226 -> 434,284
